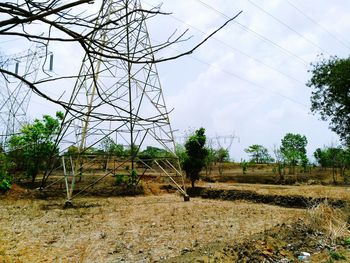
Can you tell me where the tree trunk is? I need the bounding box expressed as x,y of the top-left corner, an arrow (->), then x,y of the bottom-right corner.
191,180 -> 195,188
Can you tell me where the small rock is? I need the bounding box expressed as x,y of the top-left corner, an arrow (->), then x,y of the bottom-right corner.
181,247 -> 192,255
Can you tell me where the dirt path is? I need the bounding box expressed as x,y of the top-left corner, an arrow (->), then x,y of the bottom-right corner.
0,194 -> 306,262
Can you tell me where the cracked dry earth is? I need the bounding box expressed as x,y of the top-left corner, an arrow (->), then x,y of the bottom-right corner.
0,194 -> 307,262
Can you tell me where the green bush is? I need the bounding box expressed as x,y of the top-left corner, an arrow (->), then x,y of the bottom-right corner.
115,169 -> 138,188
0,152 -> 12,192
7,112 -> 63,183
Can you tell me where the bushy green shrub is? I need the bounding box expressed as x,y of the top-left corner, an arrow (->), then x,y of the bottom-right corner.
115,169 -> 138,188
0,152 -> 12,192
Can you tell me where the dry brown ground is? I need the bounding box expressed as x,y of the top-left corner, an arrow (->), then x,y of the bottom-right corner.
0,192 -> 307,263
197,181 -> 350,200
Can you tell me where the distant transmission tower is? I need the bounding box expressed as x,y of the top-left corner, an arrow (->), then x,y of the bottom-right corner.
0,45 -> 53,146
43,0 -> 188,203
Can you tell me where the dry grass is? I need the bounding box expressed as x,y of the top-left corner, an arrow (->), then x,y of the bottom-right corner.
307,202 -> 350,245
198,182 -> 350,200
0,194 -> 307,262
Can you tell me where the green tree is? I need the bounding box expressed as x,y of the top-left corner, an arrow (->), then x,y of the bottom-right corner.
97,137 -> 126,170
314,148 -> 329,169
204,147 -> 216,176
100,137 -> 125,158
280,133 -> 308,174
175,144 -> 187,169
314,146 -> 350,183
240,159 -> 249,175
137,146 -> 170,167
307,56 -> 350,146
216,147 -> 230,175
244,144 -> 273,164
8,112 -> 63,183
273,146 -> 285,181
183,128 -> 208,188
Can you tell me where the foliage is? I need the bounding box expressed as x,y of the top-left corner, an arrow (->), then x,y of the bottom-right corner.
8,112 -> 63,183
240,160 -> 249,175
244,144 -> 273,164
66,145 -> 79,156
204,147 -> 217,175
216,148 -> 230,162
272,146 -> 285,181
314,146 -> 350,183
329,250 -> 346,260
183,128 -> 208,188
100,137 -> 126,158
307,56 -> 350,146
137,146 -> 171,167
0,152 -> 12,192
343,237 -> 350,246
175,144 -> 187,168
280,133 -> 308,174
216,147 -> 230,175
115,169 -> 138,188
314,147 -> 349,168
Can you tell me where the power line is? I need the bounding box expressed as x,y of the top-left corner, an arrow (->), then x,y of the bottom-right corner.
246,0 -> 330,56
168,14 -> 305,86
142,1 -> 310,109
151,37 -> 309,109
196,0 -> 309,66
285,0 -> 350,51
188,54 -> 308,108
0,37 -> 23,45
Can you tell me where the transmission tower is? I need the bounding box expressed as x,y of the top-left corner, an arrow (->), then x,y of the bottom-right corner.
43,0 -> 188,204
0,45 -> 53,146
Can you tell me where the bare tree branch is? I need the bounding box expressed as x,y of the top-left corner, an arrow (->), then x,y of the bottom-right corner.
0,0 -> 242,119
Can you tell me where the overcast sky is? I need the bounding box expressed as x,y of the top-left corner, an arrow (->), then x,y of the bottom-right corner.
2,0 -> 350,161
143,0 -> 349,161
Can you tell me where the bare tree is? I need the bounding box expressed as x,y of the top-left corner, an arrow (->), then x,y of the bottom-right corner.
0,0 -> 242,115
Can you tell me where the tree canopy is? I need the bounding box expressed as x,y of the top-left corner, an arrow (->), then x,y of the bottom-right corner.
8,112 -> 63,182
280,133 -> 308,174
307,56 -> 350,146
183,128 -> 208,188
244,144 -> 273,164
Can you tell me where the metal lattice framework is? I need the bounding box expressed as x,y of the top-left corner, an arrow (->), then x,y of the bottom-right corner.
41,0 -> 188,204
0,45 -> 52,146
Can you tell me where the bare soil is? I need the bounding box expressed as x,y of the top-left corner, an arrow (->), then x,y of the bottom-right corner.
0,190 -> 306,262
1,168 -> 350,262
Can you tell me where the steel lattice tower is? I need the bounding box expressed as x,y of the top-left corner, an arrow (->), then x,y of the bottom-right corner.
48,0 -> 188,203
0,45 -> 52,147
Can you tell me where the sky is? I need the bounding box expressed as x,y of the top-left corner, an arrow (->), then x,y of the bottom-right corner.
1,0 -> 350,161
